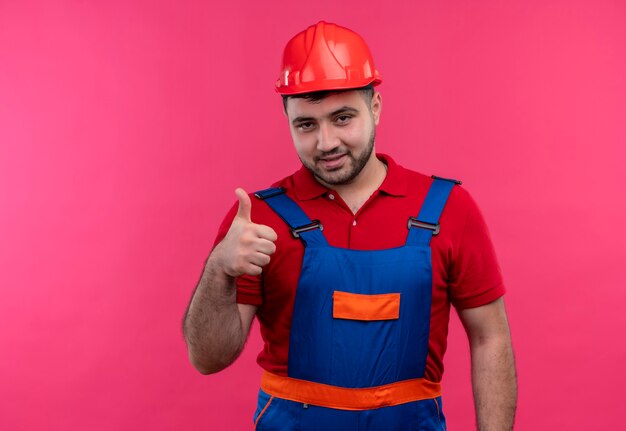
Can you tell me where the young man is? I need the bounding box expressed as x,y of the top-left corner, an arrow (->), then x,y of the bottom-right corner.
184,21 -> 517,430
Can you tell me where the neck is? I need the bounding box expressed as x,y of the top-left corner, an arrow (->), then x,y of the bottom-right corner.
331,153 -> 387,214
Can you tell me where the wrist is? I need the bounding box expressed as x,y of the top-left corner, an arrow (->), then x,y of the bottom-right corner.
207,242 -> 237,278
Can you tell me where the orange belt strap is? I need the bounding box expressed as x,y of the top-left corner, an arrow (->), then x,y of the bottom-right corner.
260,371 -> 441,411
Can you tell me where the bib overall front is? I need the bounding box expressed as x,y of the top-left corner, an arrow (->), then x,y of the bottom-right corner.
252,178 -> 457,431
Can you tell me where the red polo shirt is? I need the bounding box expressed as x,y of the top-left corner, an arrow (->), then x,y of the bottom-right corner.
213,154 -> 505,382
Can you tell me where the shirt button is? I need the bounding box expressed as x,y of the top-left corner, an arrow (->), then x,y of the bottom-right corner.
353,220 -> 357,226
328,194 -> 335,200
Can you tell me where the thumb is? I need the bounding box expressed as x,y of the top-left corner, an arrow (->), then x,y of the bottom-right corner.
234,188 -> 252,221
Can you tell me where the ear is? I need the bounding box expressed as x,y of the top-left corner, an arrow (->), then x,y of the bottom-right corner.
371,92 -> 382,125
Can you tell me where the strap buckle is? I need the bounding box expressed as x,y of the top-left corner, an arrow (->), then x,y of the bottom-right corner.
254,187 -> 285,200
291,220 -> 323,238
431,175 -> 462,185
407,217 -> 440,235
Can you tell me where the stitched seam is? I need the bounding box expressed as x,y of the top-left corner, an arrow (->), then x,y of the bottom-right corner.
253,396 -> 275,430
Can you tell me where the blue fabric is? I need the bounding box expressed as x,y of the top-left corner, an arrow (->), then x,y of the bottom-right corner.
253,178 -> 456,430
253,389 -> 300,430
289,245 -> 433,386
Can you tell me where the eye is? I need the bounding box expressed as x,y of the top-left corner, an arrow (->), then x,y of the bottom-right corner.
296,122 -> 315,131
335,114 -> 352,125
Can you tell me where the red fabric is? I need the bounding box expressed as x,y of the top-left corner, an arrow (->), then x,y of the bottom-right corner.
213,154 -> 505,382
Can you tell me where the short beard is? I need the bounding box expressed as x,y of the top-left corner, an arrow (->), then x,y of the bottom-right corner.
303,127 -> 376,186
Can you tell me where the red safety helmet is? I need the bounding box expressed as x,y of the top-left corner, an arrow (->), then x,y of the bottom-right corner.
276,21 -> 382,95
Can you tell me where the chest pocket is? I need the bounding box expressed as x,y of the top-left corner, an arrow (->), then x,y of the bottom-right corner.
332,291 -> 400,321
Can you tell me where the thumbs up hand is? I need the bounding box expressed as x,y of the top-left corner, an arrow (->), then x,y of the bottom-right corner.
215,188 -> 278,278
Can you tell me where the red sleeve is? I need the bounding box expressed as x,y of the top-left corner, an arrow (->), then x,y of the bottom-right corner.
447,188 -> 506,309
212,201 -> 264,306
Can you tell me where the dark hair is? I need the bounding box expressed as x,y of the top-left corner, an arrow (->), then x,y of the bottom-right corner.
281,84 -> 375,112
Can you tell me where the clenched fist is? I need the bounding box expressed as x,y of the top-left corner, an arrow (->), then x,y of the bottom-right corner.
214,188 -> 278,277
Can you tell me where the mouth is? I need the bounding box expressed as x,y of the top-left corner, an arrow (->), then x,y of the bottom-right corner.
318,153 -> 347,170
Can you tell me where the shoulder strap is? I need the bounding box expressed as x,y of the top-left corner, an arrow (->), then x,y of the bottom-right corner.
254,187 -> 328,247
406,177 -> 460,246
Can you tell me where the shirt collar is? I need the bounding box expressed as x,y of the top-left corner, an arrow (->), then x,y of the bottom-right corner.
291,153 -> 408,200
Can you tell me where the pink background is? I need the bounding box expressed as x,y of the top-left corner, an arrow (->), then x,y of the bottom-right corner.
1,0 -> 625,429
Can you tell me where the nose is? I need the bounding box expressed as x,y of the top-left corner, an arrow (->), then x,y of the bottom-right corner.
316,123 -> 340,153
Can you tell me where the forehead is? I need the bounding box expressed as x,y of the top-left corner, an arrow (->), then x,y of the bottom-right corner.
285,90 -> 367,119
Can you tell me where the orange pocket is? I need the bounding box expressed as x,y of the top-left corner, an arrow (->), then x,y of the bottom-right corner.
332,291 -> 400,321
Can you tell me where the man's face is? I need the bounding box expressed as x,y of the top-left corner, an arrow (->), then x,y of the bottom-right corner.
285,90 -> 382,187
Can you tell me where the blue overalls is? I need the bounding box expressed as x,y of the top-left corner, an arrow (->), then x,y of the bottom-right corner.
252,177 -> 458,431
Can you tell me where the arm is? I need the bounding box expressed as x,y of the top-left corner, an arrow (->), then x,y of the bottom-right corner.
183,188 -> 277,374
458,297 -> 517,431
183,257 -> 257,375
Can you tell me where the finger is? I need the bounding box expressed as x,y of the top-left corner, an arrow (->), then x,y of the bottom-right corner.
248,252 -> 271,268
247,265 -> 263,276
239,263 -> 262,277
256,224 -> 278,242
255,238 -> 277,256
235,188 -> 252,222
